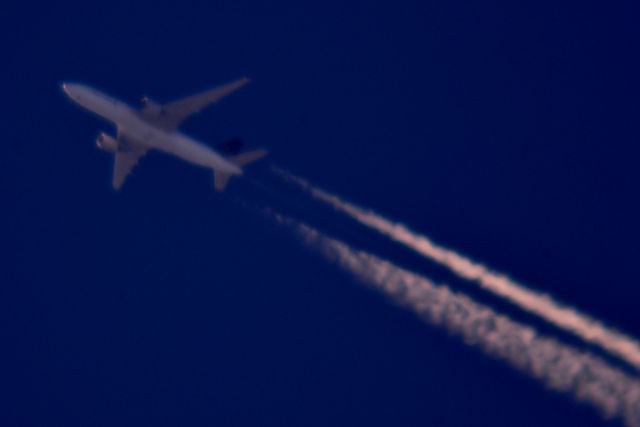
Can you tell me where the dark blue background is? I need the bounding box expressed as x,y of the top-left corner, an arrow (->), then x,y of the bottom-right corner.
2,1 -> 639,425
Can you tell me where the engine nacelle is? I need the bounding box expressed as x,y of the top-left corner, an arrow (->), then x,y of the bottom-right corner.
96,132 -> 118,153
141,96 -> 162,114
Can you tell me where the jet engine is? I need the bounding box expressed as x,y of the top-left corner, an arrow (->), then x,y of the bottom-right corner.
141,96 -> 162,114
96,132 -> 118,152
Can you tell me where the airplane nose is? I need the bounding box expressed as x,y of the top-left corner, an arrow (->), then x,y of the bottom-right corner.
60,81 -> 80,96
60,81 -> 71,95
60,82 -> 85,103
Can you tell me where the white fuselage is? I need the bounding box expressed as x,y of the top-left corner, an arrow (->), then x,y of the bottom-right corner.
61,83 -> 242,175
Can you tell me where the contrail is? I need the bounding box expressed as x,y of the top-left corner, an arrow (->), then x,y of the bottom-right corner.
272,167 -> 640,373
266,210 -> 640,426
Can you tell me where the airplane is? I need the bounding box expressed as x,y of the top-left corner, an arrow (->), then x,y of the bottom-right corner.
61,78 -> 267,191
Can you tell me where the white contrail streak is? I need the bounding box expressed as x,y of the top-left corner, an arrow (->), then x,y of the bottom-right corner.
267,211 -> 640,426
272,167 -> 640,372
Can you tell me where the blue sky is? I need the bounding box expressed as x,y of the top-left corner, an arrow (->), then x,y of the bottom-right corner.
2,1 -> 640,425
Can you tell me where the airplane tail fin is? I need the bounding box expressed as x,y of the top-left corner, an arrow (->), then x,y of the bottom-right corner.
213,149 -> 269,192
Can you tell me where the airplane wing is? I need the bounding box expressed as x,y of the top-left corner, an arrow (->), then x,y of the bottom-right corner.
141,77 -> 251,131
112,136 -> 147,190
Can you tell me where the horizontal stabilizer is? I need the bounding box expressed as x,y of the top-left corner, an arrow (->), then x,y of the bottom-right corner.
228,149 -> 268,167
213,171 -> 231,192
212,149 -> 268,192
